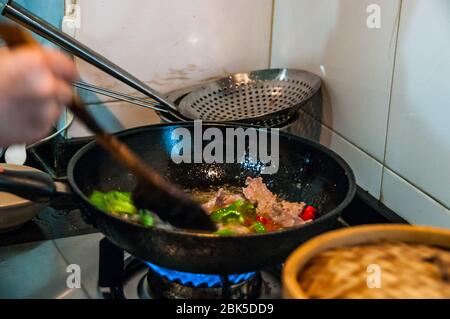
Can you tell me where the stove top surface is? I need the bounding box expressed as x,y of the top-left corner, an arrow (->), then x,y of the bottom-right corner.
0,185 -> 406,299
0,232 -> 284,299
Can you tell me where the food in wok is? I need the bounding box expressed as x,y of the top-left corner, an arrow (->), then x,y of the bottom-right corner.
90,177 -> 317,235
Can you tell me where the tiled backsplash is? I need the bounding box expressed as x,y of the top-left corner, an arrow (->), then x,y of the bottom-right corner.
16,0 -> 449,226
73,0 -> 273,98
67,0 -> 273,137
272,0 -> 450,227
383,0 -> 450,217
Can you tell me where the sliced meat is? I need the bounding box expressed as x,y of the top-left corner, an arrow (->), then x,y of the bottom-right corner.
201,188 -> 244,214
272,202 -> 306,227
281,200 -> 306,219
242,177 -> 277,216
243,177 -> 308,228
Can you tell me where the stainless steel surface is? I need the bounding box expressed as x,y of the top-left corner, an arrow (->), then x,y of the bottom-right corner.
158,109 -> 299,130
73,82 -> 167,113
27,112 -> 75,149
161,83 -> 310,129
53,233 -> 104,299
178,69 -> 321,122
0,233 -> 283,299
2,1 -> 176,113
165,84 -> 207,103
0,240 -> 89,298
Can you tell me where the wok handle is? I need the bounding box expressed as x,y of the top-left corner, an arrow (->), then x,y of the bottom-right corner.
0,1 -> 173,113
0,169 -> 56,203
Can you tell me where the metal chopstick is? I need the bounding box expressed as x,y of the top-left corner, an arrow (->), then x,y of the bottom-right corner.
73,82 -> 169,113
74,81 -> 160,105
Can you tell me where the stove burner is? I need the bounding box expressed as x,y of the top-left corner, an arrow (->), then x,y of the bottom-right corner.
98,238 -> 265,299
145,262 -> 255,288
144,262 -> 262,299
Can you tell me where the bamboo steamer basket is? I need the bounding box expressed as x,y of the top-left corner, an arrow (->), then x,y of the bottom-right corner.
283,224 -> 450,299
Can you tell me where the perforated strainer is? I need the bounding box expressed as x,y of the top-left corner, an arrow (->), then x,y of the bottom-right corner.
178,69 -> 321,123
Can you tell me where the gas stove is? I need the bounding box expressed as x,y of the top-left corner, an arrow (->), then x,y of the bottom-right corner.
0,197 -> 405,300
96,236 -> 285,300
0,99 -> 406,299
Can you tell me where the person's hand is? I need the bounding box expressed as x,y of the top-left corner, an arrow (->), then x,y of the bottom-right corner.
0,47 -> 78,147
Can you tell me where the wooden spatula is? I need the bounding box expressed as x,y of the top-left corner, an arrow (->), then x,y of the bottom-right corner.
0,23 -> 216,231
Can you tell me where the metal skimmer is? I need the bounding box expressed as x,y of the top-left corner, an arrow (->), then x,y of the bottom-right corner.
178,69 -> 321,122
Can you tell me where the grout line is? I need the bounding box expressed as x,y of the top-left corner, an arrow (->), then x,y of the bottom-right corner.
268,0 -> 276,68
300,108 -> 450,211
380,0 -> 403,196
382,166 -> 450,211
52,240 -> 91,298
271,1 -> 448,213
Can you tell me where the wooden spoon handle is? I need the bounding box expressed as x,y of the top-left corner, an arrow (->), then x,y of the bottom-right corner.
0,23 -> 39,47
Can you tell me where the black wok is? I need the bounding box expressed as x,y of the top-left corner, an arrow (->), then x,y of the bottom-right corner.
0,123 -> 355,274
67,123 -> 356,274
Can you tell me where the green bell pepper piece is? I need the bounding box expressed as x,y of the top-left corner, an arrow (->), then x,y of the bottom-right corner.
89,191 -> 137,215
139,210 -> 155,227
252,221 -> 267,233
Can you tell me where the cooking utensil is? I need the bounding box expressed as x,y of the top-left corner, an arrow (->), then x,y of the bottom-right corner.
0,2 -> 321,123
178,69 -> 321,123
0,123 -> 356,274
157,106 -> 301,130
73,81 -> 167,112
283,224 -> 450,299
76,80 -> 312,129
161,83 -> 312,128
0,23 -> 215,231
0,164 -> 48,232
74,69 -> 321,125
72,123 -> 356,273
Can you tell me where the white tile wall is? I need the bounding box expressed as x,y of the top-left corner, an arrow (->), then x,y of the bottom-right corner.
74,0 -> 273,98
381,169 -> 450,228
271,0 -> 450,226
385,0 -> 450,209
271,0 -> 400,162
68,0 -> 274,137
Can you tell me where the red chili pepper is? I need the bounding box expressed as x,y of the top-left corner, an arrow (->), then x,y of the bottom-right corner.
256,215 -> 269,225
301,206 -> 317,221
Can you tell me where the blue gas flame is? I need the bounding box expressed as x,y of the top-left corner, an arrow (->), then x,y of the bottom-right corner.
145,261 -> 256,288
